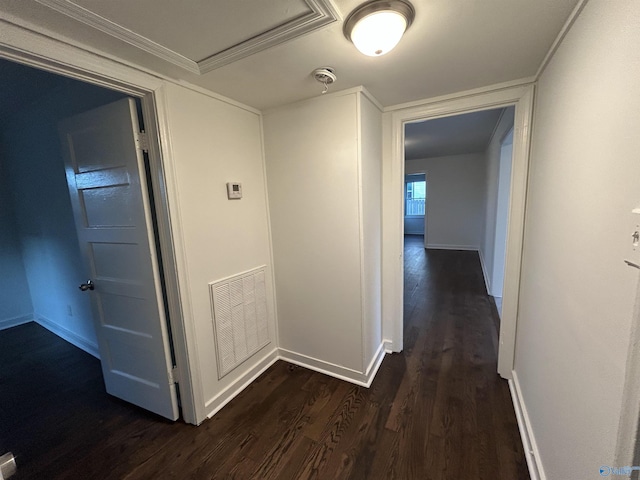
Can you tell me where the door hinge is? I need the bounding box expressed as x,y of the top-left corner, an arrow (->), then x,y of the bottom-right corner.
136,131 -> 149,153
169,365 -> 180,385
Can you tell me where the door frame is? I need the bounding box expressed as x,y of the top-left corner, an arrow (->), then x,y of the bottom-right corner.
383,83 -> 535,378
0,19 -> 203,423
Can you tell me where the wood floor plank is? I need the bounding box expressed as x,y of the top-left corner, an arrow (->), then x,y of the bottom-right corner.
293,386 -> 366,479
251,378 -> 338,479
319,401 -> 378,480
1,235 -> 528,479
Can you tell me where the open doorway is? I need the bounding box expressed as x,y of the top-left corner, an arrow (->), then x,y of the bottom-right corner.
396,106 -> 527,479
403,108 -> 515,316
402,106 -> 515,331
385,84 -> 534,378
0,59 -> 127,350
0,58 -> 189,474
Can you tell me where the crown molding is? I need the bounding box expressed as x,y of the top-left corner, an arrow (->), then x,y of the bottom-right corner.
35,0 -> 200,73
199,0 -> 341,73
383,77 -> 536,113
36,0 -> 341,74
534,0 -> 589,80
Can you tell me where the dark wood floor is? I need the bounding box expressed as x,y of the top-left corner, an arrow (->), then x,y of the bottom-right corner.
1,236 -> 528,479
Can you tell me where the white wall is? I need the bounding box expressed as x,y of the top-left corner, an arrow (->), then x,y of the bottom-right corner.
405,153 -> 486,250
514,1 -> 640,478
490,128 -> 513,299
360,94 -> 383,368
0,157 -> 32,328
481,107 -> 515,297
264,92 -> 362,371
263,89 -> 383,380
0,79 -> 125,352
161,82 -> 278,415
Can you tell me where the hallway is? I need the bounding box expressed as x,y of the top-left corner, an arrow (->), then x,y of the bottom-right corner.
0,237 -> 528,479
400,235 -> 527,478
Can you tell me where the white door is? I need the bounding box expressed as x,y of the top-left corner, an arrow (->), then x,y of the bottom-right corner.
58,98 -> 179,420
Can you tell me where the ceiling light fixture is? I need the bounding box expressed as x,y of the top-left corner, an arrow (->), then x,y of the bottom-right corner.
344,0 -> 415,57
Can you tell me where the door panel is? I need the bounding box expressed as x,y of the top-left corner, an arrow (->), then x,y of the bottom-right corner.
58,98 -> 179,420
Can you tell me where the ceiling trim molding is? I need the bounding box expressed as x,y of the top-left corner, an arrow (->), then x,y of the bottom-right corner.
534,0 -> 589,80
35,0 -> 201,73
383,77 -> 536,113
262,85 -> 366,116
35,0 -> 341,74
360,86 -> 384,112
199,0 -> 341,73
0,16 -> 262,114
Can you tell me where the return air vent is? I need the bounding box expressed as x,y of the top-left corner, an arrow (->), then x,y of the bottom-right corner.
210,266 -> 270,378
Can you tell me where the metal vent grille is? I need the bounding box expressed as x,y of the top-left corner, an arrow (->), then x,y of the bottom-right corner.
210,266 -> 270,378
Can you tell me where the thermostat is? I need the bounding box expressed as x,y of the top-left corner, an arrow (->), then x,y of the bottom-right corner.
226,182 -> 242,199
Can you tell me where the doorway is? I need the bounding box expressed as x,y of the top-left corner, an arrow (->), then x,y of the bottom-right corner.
0,57 -> 194,469
402,106 -> 515,328
384,84 -> 534,378
0,59 -> 128,353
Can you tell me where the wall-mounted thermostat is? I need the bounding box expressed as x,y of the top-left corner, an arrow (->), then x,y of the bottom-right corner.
226,182 -> 242,199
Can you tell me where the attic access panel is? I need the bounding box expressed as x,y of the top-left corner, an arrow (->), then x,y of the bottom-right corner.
37,0 -> 341,73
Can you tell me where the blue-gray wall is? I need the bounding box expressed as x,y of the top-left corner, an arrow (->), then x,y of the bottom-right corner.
1,75 -> 125,354
404,217 -> 425,235
0,153 -> 33,328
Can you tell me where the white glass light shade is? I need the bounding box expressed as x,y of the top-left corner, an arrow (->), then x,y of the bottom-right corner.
350,10 -> 407,56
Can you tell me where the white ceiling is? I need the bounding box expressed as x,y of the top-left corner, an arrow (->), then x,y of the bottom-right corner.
0,0 -> 580,110
404,108 -> 505,160
70,0 -> 316,61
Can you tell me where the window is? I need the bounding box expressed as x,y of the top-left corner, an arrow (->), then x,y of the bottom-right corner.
405,176 -> 426,216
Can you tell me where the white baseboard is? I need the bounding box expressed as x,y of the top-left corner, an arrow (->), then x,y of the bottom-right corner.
509,371 -> 546,480
279,342 -> 386,388
0,313 -> 34,331
478,248 -> 491,295
34,314 -> 100,359
205,347 -> 279,419
363,342 -> 386,386
383,339 -> 395,353
425,243 -> 480,251
205,343 -> 387,420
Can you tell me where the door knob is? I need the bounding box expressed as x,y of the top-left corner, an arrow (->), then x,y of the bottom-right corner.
79,280 -> 95,291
